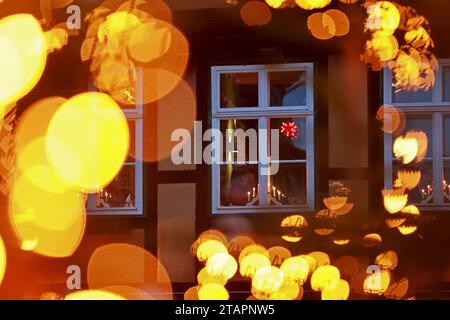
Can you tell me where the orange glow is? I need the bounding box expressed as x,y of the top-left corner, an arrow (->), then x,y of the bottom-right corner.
405,130 -> 428,162
280,257 -> 310,285
398,225 -> 418,235
308,251 -> 330,267
363,233 -> 382,247
197,267 -> 228,286
397,170 -> 421,190
323,9 -> 350,37
376,104 -> 405,135
385,217 -> 406,228
265,0 -> 286,9
228,236 -> 255,257
87,243 -> 172,299
206,253 -> 238,280
365,1 -> 400,35
267,246 -> 291,266
315,228 -> 335,236
299,255 -> 317,273
311,265 -> 340,292
270,281 -> 300,300
321,279 -> 350,300
199,229 -> 228,245
65,290 -> 125,300
101,285 -> 154,300
333,203 -> 354,216
382,189 -> 408,214
281,215 -> 307,243
385,278 -> 409,299
198,283 -> 229,300
45,28 -> 68,53
240,253 -> 271,278
333,239 -> 350,246
323,196 -> 347,211
196,240 -> 228,262
307,12 -> 336,40
401,205 -> 420,216
0,235 -> 5,286
252,266 -> 285,299
375,250 -> 398,270
364,269 -> 391,295
239,244 -> 268,263
0,14 -> 47,107
240,1 -> 272,27
46,92 -> 130,193
365,33 -> 399,62
296,0 -> 332,10
184,286 -> 199,300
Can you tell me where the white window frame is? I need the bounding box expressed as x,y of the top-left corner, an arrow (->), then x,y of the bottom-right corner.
383,59 -> 450,211
87,69 -> 144,216
211,63 -> 315,214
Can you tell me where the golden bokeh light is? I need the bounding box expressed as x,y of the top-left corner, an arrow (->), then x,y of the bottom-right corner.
307,12 -> 336,41
398,225 -> 418,235
375,250 -> 398,270
0,235 -> 5,286
252,266 -> 285,299
323,9 -> 350,37
280,215 -> 308,243
364,269 -> 391,295
197,267 -> 228,286
240,1 -> 272,27
267,246 -> 291,267
405,130 -> 428,163
376,104 -> 405,134
365,1 -> 400,35
299,254 -> 317,274
228,235 -> 255,257
184,286 -> 199,300
65,290 -> 125,300
333,239 -> 350,246
46,92 -> 130,193
196,240 -> 228,262
382,189 -> 408,214
394,134 -> 419,164
385,278 -> 409,299
0,14 -> 47,107
397,170 -> 421,190
296,0 -> 332,10
265,0 -> 286,9
385,217 -> 406,229
269,281 -> 300,300
198,283 -> 229,300
363,233 -> 382,248
310,265 -> 340,292
321,279 -> 350,300
45,28 -> 68,54
308,251 -> 330,268
240,253 -> 271,278
401,205 -> 420,216
280,256 -> 310,285
206,253 -> 238,280
323,196 -> 347,211
87,243 -> 173,299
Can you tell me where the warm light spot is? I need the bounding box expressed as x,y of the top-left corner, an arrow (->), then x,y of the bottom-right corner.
197,267 -> 228,286
363,233 -> 382,247
0,14 -> 47,106
333,239 -> 350,246
323,9 -> 350,37
296,0 -> 332,10
375,250 -> 398,270
46,92 -> 130,193
311,265 -> 340,292
116,0 -> 173,23
308,251 -> 330,267
87,243 -> 173,299
0,235 -> 5,286
401,205 -> 420,216
397,170 -> 421,190
184,286 -> 199,300
376,104 -> 405,134
97,11 -> 140,43
405,130 -> 428,163
339,0 -> 358,3
385,278 -> 409,299
65,290 -> 125,300
267,246 -> 291,267
128,19 -> 172,63
265,0 -> 286,9
198,283 -> 229,300
385,217 -> 406,229
280,215 -> 307,243
307,12 -> 336,40
240,1 -> 272,27
199,229 -> 228,246
269,281 -> 300,300
299,255 -> 317,273
280,256 -> 309,285
101,285 -> 154,300
239,244 -> 268,263
240,253 -> 271,278
323,196 -> 347,211
364,269 -> 391,295
206,253 -> 238,280
321,279 -> 350,300
365,1 -> 400,35
228,236 -> 255,257
394,136 -> 418,164
382,189 -> 408,214
333,203 -> 354,216
196,240 -> 228,262
364,33 -> 399,62
252,266 -> 285,299
315,228 -> 335,236
398,225 -> 417,235
45,28 -> 68,53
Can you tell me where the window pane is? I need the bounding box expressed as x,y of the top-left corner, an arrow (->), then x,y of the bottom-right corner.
127,120 -> 136,163
220,164 -> 258,207
394,114 -> 433,158
443,67 -> 450,102
392,87 -> 433,103
269,71 -> 307,107
444,115 -> 450,157
444,160 -> 450,204
94,165 -> 136,209
220,73 -> 258,108
393,160 -> 433,205
268,163 -> 307,206
220,119 -> 258,162
269,117 -> 307,160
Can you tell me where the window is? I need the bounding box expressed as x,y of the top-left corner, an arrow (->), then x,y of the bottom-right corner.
383,59 -> 450,210
86,70 -> 144,215
211,63 -> 315,214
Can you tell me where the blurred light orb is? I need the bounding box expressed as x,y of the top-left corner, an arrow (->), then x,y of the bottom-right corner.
321,279 -> 350,300
0,14 -> 47,107
363,233 -> 382,248
323,196 -> 348,211
280,256 -> 310,285
239,253 -> 271,278
281,215 -> 308,243
252,266 -> 285,299
240,1 -> 272,27
198,283 -> 229,300
46,92 -> 130,193
398,225 -> 418,235
323,9 -> 350,37
0,235 -> 5,285
366,1 -> 400,35
308,251 -> 330,268
405,130 -> 428,162
382,190 -> 408,214
206,253 -> 238,280
239,244 -> 268,263
184,286 -> 199,300
398,170 -> 421,190
375,250 -> 398,270
296,0 -> 332,10
307,12 -> 336,40
197,267 -> 228,286
98,11 -> 140,43
267,246 -> 291,267
265,0 -> 285,9
228,235 -> 255,257
196,240 -> 228,262
311,265 -> 340,291
364,269 -> 391,295
65,290 -> 125,300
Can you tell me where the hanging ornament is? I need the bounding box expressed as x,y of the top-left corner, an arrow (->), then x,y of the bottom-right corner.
280,121 -> 299,139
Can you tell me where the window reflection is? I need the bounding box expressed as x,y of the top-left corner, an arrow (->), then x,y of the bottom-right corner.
220,164 -> 258,207
394,114 -> 433,158
443,67 -> 450,102
392,87 -> 433,103
269,163 -> 307,205
270,71 -> 307,107
96,165 -> 136,209
220,73 -> 258,108
270,117 -> 307,160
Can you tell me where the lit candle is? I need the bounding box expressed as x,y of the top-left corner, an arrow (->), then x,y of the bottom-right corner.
277,190 -> 281,201
272,186 -> 276,197
247,192 -> 251,202
252,187 -> 256,198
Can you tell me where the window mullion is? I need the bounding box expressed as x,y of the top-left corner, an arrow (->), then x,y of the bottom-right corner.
433,112 -> 443,204
259,117 -> 268,207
